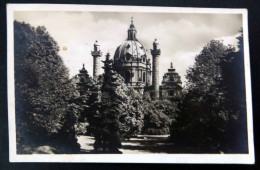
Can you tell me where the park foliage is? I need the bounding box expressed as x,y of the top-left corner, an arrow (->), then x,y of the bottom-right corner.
14,20 -> 247,154
170,32 -> 248,153
14,21 -> 81,153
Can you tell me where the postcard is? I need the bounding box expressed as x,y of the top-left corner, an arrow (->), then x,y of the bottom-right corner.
7,4 -> 254,163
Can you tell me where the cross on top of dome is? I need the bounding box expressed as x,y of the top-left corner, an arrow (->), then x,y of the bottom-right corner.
129,17 -> 135,28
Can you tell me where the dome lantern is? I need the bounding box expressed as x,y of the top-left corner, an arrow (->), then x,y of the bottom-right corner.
127,17 -> 137,40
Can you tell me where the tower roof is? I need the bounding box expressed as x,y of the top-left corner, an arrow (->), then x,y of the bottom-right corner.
161,62 -> 182,86
79,64 -> 88,74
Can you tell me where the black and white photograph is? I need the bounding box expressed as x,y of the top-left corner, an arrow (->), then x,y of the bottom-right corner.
7,4 -> 254,163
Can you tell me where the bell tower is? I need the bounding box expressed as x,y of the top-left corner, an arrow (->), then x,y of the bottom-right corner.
91,40 -> 102,79
151,39 -> 161,99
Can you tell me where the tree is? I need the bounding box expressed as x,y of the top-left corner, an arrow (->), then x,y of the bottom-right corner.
220,29 -> 248,153
86,54 -> 144,153
141,95 -> 176,135
119,87 -> 145,139
170,40 -> 236,152
14,21 -> 80,153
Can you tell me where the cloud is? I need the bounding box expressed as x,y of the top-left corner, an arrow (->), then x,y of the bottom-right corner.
14,11 -> 242,85
216,33 -> 240,51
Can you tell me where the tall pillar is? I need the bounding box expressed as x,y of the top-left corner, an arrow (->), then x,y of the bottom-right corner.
151,39 -> 161,99
91,40 -> 102,79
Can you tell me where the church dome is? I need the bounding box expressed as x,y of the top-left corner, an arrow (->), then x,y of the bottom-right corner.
114,40 -> 147,62
112,18 -> 152,89
113,18 -> 150,64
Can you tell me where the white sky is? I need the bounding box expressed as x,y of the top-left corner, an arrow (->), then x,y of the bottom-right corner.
14,11 -> 242,85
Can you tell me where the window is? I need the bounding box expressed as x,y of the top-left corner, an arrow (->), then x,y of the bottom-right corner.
143,56 -> 146,62
126,53 -> 132,61
143,72 -> 146,82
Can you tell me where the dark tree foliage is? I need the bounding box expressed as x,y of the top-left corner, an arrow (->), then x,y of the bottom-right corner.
170,39 -> 247,153
153,99 -> 179,121
120,87 -> 145,139
14,21 -> 80,153
86,55 -> 144,153
85,74 -> 103,137
71,70 -> 95,125
142,94 -> 177,135
220,29 -> 248,152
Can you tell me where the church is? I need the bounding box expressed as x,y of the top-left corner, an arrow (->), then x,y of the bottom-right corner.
77,18 -> 182,100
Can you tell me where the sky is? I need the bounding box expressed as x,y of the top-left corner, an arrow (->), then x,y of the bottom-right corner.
14,11 -> 242,85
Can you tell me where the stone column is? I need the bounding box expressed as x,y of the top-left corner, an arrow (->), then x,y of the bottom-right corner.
91,40 -> 102,79
93,56 -> 100,78
151,39 -> 161,99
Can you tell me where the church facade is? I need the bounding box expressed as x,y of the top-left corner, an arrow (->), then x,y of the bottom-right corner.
78,19 -> 182,100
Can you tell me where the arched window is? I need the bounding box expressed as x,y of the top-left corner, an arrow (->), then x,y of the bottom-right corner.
143,72 -> 146,82
125,70 -> 131,83
126,53 -> 132,61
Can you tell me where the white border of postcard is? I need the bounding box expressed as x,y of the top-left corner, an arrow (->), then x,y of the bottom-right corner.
7,4 -> 255,164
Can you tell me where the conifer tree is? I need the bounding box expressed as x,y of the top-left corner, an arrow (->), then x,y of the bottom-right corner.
87,53 -> 145,153
93,53 -> 124,153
